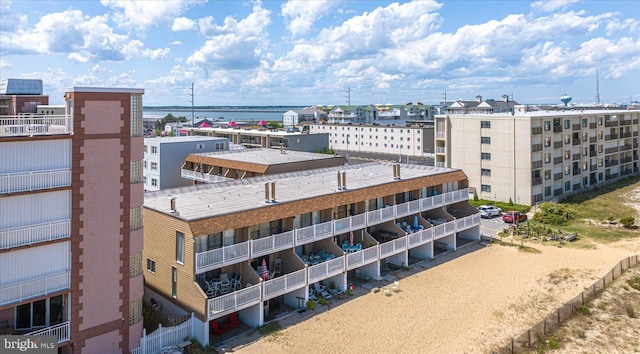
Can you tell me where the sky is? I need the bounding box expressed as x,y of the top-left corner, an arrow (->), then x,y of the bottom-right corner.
1,0 -> 639,106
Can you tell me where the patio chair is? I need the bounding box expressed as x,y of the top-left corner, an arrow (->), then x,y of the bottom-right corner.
272,258 -> 282,277
313,282 -> 332,300
210,320 -> 227,335
220,273 -> 231,293
225,313 -> 241,330
231,273 -> 242,291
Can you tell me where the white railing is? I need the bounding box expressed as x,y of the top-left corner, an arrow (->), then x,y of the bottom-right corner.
307,257 -> 345,284
334,214 -> 366,234
0,115 -> 72,137
131,314 -> 194,354
26,321 -> 70,343
436,162 -> 445,167
295,220 -> 333,246
262,269 -> 306,300
395,203 -> 409,217
0,168 -> 71,194
346,245 -> 379,270
436,132 -> 445,139
251,231 -> 294,258
379,236 -> 408,258
0,219 -> 70,250
181,169 -> 234,183
436,147 -> 446,153
0,271 -> 70,307
407,200 -> 421,214
195,241 -> 250,274
208,283 -> 261,319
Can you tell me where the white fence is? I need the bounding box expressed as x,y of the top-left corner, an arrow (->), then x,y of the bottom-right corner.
0,168 -> 71,194
131,314 -> 194,354
0,271 -> 70,307
26,321 -> 69,344
0,219 -> 70,250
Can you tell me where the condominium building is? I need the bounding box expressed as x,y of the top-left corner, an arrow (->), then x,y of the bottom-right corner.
143,162 -> 480,345
0,87 -> 145,353
143,136 -> 230,191
309,123 -> 434,157
181,148 -> 348,184
282,109 -> 327,127
435,107 -> 640,205
188,126 -> 329,152
0,79 -> 49,115
327,104 -> 436,124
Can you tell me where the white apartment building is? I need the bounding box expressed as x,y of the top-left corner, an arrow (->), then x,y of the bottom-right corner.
435,107 -> 640,205
309,123 -> 434,158
143,136 -> 229,191
283,109 -> 327,126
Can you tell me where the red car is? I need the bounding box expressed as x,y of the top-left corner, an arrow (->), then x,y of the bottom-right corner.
503,211 -> 527,223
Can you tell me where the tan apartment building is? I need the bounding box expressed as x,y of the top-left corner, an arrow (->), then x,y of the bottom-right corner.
1,87 -> 145,353
143,162 -> 480,346
435,107 -> 640,205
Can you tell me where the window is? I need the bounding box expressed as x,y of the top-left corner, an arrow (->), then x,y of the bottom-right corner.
481,121 -> 491,128
544,137 -> 551,147
150,162 -> 158,171
583,162 -> 588,170
151,146 -> 158,154
130,160 -> 143,183
598,145 -> 603,153
481,168 -> 491,176
146,258 -> 156,273
129,297 -> 143,325
582,118 -> 587,127
565,181 -> 571,191
598,158 -> 603,167
582,147 -> 587,156
544,153 -> 551,163
564,135 -> 570,144
545,186 -> 551,196
598,117 -> 603,125
176,232 -> 184,264
582,132 -> 588,142
130,94 -> 143,137
564,120 -> 570,129
144,145 -> 148,153
481,137 -> 491,144
598,131 -> 603,139
481,153 -> 491,160
564,150 -> 570,160
129,253 -> 142,277
564,165 -> 570,175
130,206 -> 143,231
151,178 -> 157,187
172,267 -> 177,298
544,121 -> 551,131
544,170 -> 551,180
143,160 -> 148,169
481,184 -> 491,192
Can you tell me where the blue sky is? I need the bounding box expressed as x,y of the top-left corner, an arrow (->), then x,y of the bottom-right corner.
1,0 -> 638,106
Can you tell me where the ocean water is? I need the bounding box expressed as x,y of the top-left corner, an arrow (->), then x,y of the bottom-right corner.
143,107 -> 304,123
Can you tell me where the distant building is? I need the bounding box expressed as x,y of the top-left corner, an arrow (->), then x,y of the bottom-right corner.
309,122 -> 434,158
435,107 -> 639,205
144,136 -> 230,191
0,79 -> 48,115
181,148 -> 348,184
36,105 -> 65,115
447,95 -> 518,115
283,109 -> 327,127
187,126 -> 329,152
0,86 -> 145,352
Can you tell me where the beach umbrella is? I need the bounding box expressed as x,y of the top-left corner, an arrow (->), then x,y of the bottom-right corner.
228,121 -> 238,127
257,120 -> 268,126
198,121 -> 211,128
262,259 -> 269,280
413,216 -> 419,231
350,231 -> 354,246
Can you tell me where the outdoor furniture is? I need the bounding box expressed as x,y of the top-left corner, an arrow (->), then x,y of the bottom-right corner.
313,282 -> 332,300
231,273 -> 242,291
210,320 -> 226,335
225,313 -> 241,330
272,258 -> 282,277
219,273 -> 231,294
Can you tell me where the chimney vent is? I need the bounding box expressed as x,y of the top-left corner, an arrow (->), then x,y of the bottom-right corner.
341,171 -> 346,190
170,198 -> 176,212
265,183 -> 270,203
271,181 -> 276,202
337,171 -> 342,190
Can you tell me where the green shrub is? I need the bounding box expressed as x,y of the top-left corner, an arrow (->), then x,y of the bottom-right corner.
473,191 -> 479,201
533,202 -> 574,225
345,289 -> 354,296
577,306 -> 591,315
620,217 -> 635,228
318,297 -> 327,305
306,300 -> 315,311
627,276 -> 640,291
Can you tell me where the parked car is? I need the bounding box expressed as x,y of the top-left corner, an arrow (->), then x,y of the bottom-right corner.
478,205 -> 502,218
502,211 -> 528,223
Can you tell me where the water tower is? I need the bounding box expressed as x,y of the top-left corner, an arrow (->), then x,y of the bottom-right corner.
560,94 -> 572,107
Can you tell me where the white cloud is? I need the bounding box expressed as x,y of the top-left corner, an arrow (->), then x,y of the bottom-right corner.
101,0 -> 205,33
281,0 -> 337,37
172,17 -> 195,31
187,3 -> 272,70
530,0 -> 581,13
0,59 -> 13,69
169,41 -> 183,45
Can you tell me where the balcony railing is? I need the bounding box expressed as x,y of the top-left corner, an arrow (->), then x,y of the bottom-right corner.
0,168 -> 71,194
572,124 -> 581,131
0,220 -> 71,250
620,144 -> 632,151
436,132 -> 445,139
208,283 -> 261,318
262,269 -> 306,301
0,115 -> 72,137
26,321 -> 70,344
436,147 -> 445,154
346,245 -> 379,270
307,256 -> 345,284
531,127 -> 542,135
0,271 -> 70,307
380,235 -> 409,258
181,169 -> 234,183
195,241 -> 250,274
605,147 -> 619,154
295,221 -> 333,246
250,231 -> 294,259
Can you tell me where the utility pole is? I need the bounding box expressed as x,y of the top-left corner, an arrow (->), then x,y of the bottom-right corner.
345,87 -> 351,107
595,69 -> 600,105
189,82 -> 195,127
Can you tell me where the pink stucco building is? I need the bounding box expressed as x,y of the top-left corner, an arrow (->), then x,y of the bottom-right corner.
0,87 -> 145,353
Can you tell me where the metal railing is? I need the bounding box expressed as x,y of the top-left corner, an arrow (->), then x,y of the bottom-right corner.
0,271 -> 70,307
180,169 -> 234,183
0,220 -> 70,250
0,115 -> 72,137
0,168 -> 71,194
26,321 -> 70,344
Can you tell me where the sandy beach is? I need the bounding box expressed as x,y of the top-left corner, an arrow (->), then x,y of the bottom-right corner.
224,239 -> 639,354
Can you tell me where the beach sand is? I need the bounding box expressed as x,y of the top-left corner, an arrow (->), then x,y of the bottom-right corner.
224,240 -> 638,354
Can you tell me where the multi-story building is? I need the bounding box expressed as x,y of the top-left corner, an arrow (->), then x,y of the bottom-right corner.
181,148 -> 348,184
435,107 -> 640,205
282,109 -> 327,127
309,123 -> 434,158
143,136 -> 230,191
188,126 -> 329,152
446,95 -> 518,115
0,79 -> 49,115
0,86 -> 145,353
143,162 -> 480,345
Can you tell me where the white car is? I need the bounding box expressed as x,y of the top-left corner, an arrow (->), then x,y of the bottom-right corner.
478,205 -> 502,218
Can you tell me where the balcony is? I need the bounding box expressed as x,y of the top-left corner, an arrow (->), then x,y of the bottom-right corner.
620,144 -> 632,151
436,132 -> 445,139
208,283 -> 262,319
572,124 -> 581,131
605,147 -> 619,154
531,161 -> 542,169
620,120 -> 632,126
621,132 -> 632,138
346,244 -> 380,270
295,221 -> 333,246
532,178 -> 542,186
436,147 -> 446,154
553,157 -> 563,165
0,220 -> 71,250
26,321 -> 70,344
531,127 -> 542,135
181,169 -> 234,184
605,120 -> 619,127
262,269 -> 306,301
531,144 -> 542,152
0,271 -> 70,307
195,241 -> 250,274
553,126 -> 563,133
605,160 -> 619,167
589,123 -> 597,129
0,115 -> 72,137
308,256 -> 345,284
573,154 -> 581,161
589,137 -> 597,143
0,169 -> 71,194
553,173 -> 563,181
553,142 -> 563,149
251,231 -> 295,259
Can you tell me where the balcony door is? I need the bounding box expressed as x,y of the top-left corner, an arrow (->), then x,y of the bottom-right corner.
15,295 -> 64,330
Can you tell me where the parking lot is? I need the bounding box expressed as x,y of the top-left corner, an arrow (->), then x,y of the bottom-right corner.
480,214 -> 507,236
